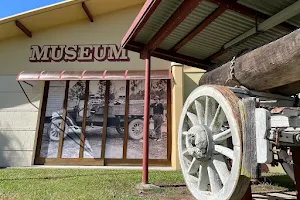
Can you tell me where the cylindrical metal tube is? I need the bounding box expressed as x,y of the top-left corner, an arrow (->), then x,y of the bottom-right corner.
142,55 -> 151,184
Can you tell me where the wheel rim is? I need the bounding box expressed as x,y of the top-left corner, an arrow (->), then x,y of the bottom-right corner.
131,123 -> 143,137
128,119 -> 144,140
178,85 -> 245,200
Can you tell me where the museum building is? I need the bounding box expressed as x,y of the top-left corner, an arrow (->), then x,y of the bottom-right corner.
0,0 -> 204,169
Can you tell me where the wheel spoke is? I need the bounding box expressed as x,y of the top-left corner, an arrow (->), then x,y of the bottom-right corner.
207,161 -> 222,193
212,155 -> 230,184
198,162 -> 209,191
195,100 -> 204,124
210,98 -> 217,119
213,129 -> 231,142
204,96 -> 210,125
188,157 -> 200,175
187,112 -> 199,126
209,105 -> 225,132
214,145 -> 234,160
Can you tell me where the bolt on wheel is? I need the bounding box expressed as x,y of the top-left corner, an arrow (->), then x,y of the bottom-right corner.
178,85 -> 249,200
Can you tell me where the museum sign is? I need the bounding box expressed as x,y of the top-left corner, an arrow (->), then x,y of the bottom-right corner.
29,44 -> 130,62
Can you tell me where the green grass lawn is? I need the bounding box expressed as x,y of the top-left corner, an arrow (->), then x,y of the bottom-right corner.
0,168 -> 185,200
0,168 -> 295,200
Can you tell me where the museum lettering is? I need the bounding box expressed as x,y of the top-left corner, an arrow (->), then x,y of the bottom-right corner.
29,44 -> 130,62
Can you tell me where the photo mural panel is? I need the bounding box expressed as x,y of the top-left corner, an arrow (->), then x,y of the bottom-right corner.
61,81 -> 94,158
83,81 -> 107,158
40,81 -> 66,158
105,81 -> 126,158
126,80 -> 168,159
149,79 -> 168,159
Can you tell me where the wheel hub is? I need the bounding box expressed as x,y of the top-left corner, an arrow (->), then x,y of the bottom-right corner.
186,125 -> 213,160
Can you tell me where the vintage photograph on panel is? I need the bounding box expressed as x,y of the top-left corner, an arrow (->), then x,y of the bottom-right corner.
40,80 -> 168,160
126,79 -> 168,159
105,80 -> 126,158
80,80 -> 106,158
40,81 -> 93,158
40,81 -> 66,158
61,80 -> 93,158
82,80 -> 127,159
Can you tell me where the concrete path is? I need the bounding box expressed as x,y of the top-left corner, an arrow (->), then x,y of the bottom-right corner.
253,191 -> 296,200
161,191 -> 297,200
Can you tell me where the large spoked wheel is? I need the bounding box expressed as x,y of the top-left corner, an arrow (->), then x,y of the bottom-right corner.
178,85 -> 249,200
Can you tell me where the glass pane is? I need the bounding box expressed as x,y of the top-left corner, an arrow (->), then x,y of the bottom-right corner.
149,79 -> 168,159
40,81 -> 66,158
126,80 -> 144,159
61,81 -> 89,158
105,81 -> 126,158
83,81 -> 106,158
126,80 -> 168,159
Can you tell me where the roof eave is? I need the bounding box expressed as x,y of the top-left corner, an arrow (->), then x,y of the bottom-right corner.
121,0 -> 161,48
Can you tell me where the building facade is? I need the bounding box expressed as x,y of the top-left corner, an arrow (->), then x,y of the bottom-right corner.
0,0 -> 205,169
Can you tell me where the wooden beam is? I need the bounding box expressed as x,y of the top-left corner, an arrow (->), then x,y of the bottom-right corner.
171,6 -> 227,52
128,41 -> 210,69
82,2 -> 94,22
239,98 -> 259,180
122,80 -> 130,159
34,81 -> 49,162
199,28 -> 300,94
100,80 -> 110,158
140,0 -> 202,59
206,0 -> 297,31
15,20 -> 32,38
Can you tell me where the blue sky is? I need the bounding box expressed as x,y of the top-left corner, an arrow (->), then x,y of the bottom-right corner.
0,0 -> 63,18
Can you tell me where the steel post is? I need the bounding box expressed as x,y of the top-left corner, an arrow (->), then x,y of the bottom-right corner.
142,54 -> 151,184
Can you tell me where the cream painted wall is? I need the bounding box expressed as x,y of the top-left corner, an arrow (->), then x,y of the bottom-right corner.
0,5 -> 170,75
0,5 -> 172,167
170,66 -> 205,170
0,76 -> 41,167
183,67 -> 205,101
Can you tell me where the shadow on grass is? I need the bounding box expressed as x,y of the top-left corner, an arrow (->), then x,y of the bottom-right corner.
0,171 -> 138,181
262,174 -> 295,191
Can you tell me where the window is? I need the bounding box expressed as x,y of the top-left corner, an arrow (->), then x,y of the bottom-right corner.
35,79 -> 171,166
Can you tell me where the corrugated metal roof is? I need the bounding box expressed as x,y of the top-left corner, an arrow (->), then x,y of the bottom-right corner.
238,0 -> 300,27
134,0 -> 183,44
158,1 -> 218,50
177,10 -> 256,59
123,0 -> 300,69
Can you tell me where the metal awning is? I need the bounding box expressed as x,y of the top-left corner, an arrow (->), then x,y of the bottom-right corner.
121,0 -> 300,70
16,70 -> 172,81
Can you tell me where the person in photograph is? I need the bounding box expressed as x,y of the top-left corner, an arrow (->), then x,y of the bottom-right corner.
150,95 -> 164,140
